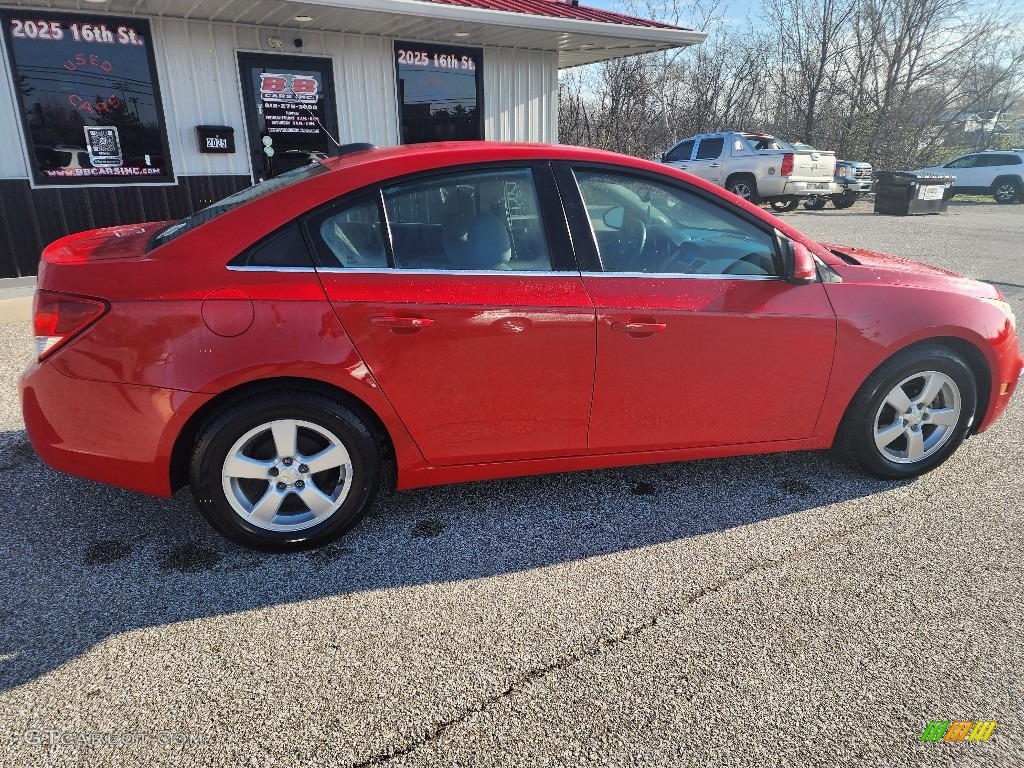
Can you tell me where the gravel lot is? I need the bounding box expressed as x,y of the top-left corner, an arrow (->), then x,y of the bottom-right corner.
1,201 -> 1021,767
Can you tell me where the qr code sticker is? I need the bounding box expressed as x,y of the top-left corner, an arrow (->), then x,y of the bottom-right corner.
90,130 -> 118,154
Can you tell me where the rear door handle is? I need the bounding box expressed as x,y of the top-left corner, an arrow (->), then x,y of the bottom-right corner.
709,163 -> 721,168
611,321 -> 667,334
370,315 -> 435,330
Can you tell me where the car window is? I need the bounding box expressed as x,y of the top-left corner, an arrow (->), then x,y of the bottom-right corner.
381,168 -> 553,271
743,134 -> 788,151
229,222 -> 315,268
695,137 -> 724,160
983,154 -> 1021,167
944,155 -> 978,169
664,140 -> 695,162
152,162 -> 327,249
573,169 -> 778,277
305,196 -> 388,269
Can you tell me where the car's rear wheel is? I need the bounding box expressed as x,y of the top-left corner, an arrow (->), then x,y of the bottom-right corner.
834,345 -> 977,479
802,195 -> 828,210
190,392 -> 381,550
830,195 -> 857,209
769,197 -> 800,212
992,179 -> 1022,204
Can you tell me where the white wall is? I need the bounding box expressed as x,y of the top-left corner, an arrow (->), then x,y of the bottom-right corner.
483,47 -> 558,144
152,18 -> 401,177
0,14 -> 559,181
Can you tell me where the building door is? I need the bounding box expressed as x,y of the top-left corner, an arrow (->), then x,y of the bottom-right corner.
237,54 -> 338,182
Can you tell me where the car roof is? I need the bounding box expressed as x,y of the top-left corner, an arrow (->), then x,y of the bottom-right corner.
318,140 -> 640,175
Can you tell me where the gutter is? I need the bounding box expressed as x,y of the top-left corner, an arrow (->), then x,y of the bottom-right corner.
293,0 -> 708,46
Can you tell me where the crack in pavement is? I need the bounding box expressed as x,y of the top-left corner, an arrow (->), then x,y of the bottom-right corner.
348,495 -> 911,768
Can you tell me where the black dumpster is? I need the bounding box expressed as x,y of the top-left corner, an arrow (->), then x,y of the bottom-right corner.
874,172 -> 956,215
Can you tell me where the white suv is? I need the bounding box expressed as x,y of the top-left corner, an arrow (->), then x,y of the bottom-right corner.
915,150 -> 1024,204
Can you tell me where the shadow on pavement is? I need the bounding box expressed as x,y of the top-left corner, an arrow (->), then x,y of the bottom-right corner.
0,427 -> 899,692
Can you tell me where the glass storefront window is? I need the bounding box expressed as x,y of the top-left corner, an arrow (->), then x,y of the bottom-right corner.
0,11 -> 173,184
395,42 -> 482,144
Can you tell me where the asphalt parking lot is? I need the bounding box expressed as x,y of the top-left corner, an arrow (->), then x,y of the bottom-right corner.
1,201 -> 1022,767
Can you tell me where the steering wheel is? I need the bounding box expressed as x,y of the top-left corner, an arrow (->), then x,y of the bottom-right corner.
723,251 -> 774,276
618,211 -> 647,265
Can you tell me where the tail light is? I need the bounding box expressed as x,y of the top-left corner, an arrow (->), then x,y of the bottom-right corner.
781,153 -> 794,176
33,290 -> 108,360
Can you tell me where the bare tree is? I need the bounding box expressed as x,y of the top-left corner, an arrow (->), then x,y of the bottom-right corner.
558,0 -> 1024,169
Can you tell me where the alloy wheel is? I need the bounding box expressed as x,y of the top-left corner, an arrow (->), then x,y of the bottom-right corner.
220,418 -> 354,531
730,182 -> 753,200
872,371 -> 961,464
994,183 -> 1019,204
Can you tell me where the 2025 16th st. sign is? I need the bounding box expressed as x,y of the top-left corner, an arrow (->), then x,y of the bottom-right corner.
0,11 -> 173,185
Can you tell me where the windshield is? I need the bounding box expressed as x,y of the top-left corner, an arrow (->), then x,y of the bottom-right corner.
150,161 -> 328,249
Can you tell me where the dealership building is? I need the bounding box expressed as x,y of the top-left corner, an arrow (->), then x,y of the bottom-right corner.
0,0 -> 703,277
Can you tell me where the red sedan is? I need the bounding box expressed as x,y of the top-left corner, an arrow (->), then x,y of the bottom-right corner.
20,142 -> 1022,549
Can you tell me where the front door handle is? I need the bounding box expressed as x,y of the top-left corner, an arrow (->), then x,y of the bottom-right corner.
370,315 -> 435,331
611,321 -> 667,334
709,163 -> 721,168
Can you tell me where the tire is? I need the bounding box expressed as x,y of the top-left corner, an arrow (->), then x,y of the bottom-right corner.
992,178 -> 1022,205
726,175 -> 759,204
830,195 -> 857,210
769,197 -> 800,212
833,345 -> 977,480
190,392 -> 382,550
802,196 -> 828,210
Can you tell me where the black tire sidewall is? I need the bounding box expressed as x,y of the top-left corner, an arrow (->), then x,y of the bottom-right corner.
727,176 -> 758,204
848,350 -> 977,479
770,198 -> 799,212
190,395 -> 381,550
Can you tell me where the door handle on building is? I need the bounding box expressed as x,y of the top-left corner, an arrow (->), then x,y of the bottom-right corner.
370,315 -> 435,330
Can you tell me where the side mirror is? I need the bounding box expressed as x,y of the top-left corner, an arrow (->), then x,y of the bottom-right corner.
603,206 -> 625,230
660,152 -> 668,162
783,241 -> 817,285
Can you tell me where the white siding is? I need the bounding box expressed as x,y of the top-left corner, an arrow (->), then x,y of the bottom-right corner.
0,16 -> 559,180
483,47 -> 558,144
152,18 -> 400,176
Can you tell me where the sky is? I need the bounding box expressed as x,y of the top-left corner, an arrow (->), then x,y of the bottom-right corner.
584,0 -> 1024,28
583,0 -> 762,27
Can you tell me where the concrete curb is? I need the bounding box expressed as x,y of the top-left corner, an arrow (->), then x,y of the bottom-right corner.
0,277 -> 35,325
0,296 -> 31,325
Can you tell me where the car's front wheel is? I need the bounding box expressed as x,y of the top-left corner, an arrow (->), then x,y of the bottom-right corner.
726,175 -> 759,204
190,392 -> 382,550
802,195 -> 828,210
830,195 -> 857,209
834,345 -> 977,479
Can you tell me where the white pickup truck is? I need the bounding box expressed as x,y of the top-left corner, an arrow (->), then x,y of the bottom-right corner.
660,132 -> 837,211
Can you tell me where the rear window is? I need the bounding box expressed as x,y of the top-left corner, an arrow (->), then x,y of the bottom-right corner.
743,134 -> 788,151
150,162 -> 328,249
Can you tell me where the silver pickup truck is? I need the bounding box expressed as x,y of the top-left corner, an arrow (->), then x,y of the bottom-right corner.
660,132 -> 837,211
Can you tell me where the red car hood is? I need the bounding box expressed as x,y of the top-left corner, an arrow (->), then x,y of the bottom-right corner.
822,242 -> 1000,300
42,221 -> 170,264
